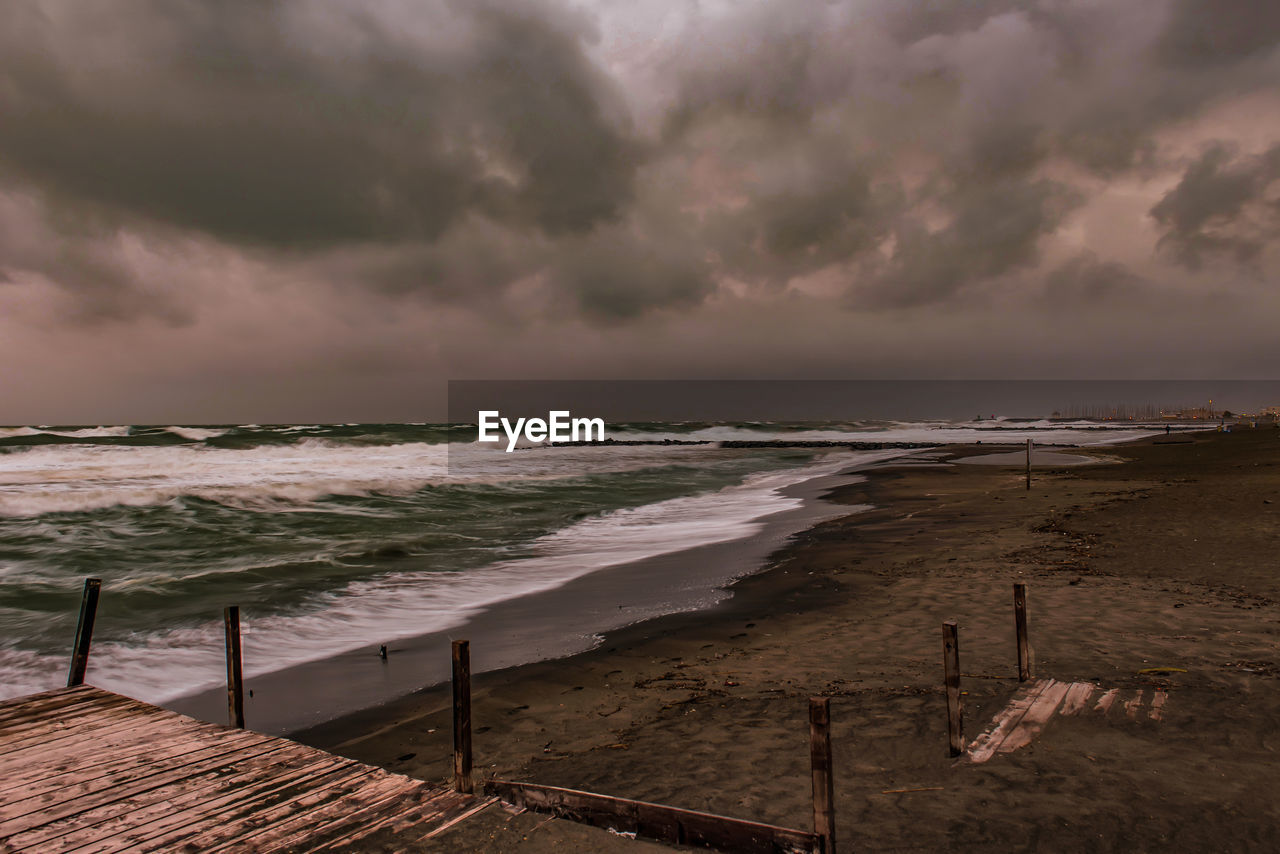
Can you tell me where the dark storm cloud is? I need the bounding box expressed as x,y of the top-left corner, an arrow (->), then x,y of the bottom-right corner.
1154,0 -> 1280,68
553,221 -> 713,321
1043,253 -> 1146,303
0,0 -> 640,248
1,0 -> 1279,336
1150,144 -> 1280,269
862,178 -> 1082,307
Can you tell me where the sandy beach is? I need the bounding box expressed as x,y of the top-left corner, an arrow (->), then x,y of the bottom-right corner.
297,426 -> 1280,852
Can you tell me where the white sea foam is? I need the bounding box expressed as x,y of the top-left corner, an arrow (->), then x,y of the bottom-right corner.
163,426 -> 229,441
0,440 -> 748,517
0,425 -> 132,439
606,422 -> 1161,446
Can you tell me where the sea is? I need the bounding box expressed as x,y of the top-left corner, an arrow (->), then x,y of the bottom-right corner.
0,420 -> 1162,713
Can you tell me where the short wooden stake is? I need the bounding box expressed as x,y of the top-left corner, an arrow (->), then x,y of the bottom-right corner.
809,697 -> 837,854
943,621 -> 963,757
1025,438 -> 1032,490
224,606 -> 245,729
452,639 -> 473,794
1013,582 -> 1031,682
67,577 -> 101,687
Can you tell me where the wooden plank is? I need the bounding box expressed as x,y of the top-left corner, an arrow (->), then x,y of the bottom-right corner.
29,752 -> 365,853
967,679 -> 1053,764
1058,682 -> 1095,716
0,722 -> 244,798
0,740 -> 306,837
418,796 -> 501,841
0,693 -> 147,750
0,703 -> 241,772
1123,690 -> 1144,719
0,687 -> 494,854
167,764 -> 402,853
0,686 -> 103,727
250,779 -> 460,853
1150,690 -> 1168,721
0,691 -> 130,734
77,762 -> 375,854
0,728 -> 275,810
485,780 -> 822,854
0,690 -> 175,751
995,679 -> 1071,754
0,686 -> 91,717
311,788 -> 473,851
200,773 -> 416,853
1,691 -> 239,757
1093,688 -> 1119,714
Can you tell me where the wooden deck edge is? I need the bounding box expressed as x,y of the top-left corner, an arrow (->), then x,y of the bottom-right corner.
484,779 -> 822,854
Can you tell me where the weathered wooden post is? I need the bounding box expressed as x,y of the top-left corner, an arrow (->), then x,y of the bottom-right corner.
224,606 -> 245,729
452,639 -> 473,794
943,621 -> 963,757
1013,582 -> 1031,682
1025,438 -> 1032,490
809,697 -> 837,853
67,577 -> 102,687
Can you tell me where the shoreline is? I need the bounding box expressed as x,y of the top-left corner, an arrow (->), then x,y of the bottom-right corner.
294,426 -> 1280,851
167,448 -> 921,734
286,439 -> 1136,748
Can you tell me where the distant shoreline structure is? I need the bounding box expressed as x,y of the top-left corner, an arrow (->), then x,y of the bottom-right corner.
1045,404 -> 1279,422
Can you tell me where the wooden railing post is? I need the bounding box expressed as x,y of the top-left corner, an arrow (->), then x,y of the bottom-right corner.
1025,438 -> 1032,490
1013,582 -> 1031,682
809,697 -> 836,853
943,621 -> 963,757
224,606 -> 245,729
67,578 -> 102,687
452,639 -> 473,794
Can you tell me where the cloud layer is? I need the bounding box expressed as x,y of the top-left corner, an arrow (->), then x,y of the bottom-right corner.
2,0 -> 1279,418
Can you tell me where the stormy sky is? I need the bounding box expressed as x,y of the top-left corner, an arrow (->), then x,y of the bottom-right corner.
2,0 -> 1279,422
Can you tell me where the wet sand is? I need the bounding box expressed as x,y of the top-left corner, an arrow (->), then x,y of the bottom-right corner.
298,426 -> 1280,852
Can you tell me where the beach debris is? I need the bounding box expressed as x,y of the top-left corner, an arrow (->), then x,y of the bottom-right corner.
880,787 -> 944,795
1137,667 -> 1186,674
397,752 -> 416,761
967,679 -> 1169,764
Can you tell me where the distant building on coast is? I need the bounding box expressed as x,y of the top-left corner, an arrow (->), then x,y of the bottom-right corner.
1051,402 -> 1221,421
1162,406 -> 1218,420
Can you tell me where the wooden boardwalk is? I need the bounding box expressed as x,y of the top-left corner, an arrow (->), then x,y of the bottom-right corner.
0,685 -> 495,852
966,678 -> 1169,764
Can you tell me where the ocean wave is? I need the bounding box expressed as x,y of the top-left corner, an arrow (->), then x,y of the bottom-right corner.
0,439 -> 740,517
12,451 -> 888,703
0,425 -> 133,439
163,426 -> 230,441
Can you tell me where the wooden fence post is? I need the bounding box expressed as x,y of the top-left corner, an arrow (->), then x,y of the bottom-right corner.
809,697 -> 836,854
452,639 -> 473,794
1025,438 -> 1032,490
67,577 -> 101,687
1013,583 -> 1031,682
943,621 -> 963,757
224,606 -> 245,729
